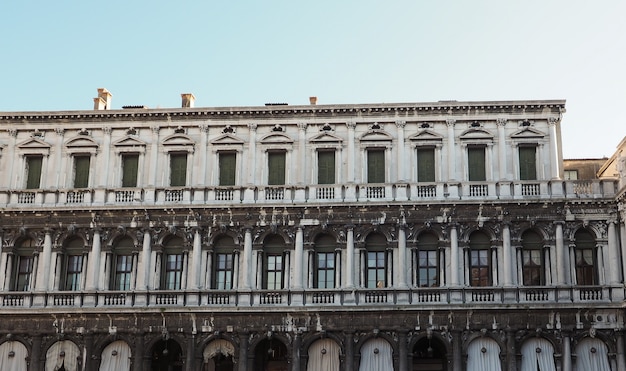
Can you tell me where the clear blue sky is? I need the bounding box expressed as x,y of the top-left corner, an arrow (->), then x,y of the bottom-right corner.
1,1 -> 624,159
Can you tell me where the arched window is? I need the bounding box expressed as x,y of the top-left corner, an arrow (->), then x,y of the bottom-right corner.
162,236 -> 185,290
467,337 -> 502,371
314,234 -> 336,289
11,238 -> 36,292
575,338 -> 611,371
521,231 -> 544,286
263,235 -> 286,290
61,237 -> 86,291
99,340 -> 132,371
520,338 -> 556,371
110,237 -> 134,291
416,232 -> 439,287
359,338 -> 393,371
213,236 -> 236,290
365,233 -> 388,288
469,231 -> 491,287
575,229 -> 597,285
307,338 -> 341,371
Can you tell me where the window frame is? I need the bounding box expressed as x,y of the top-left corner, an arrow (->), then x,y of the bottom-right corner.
521,231 -> 544,286
416,233 -> 439,287
366,148 -> 386,184
467,146 -> 487,182
25,155 -> 43,189
218,152 -> 237,186
267,151 -> 287,186
518,145 -> 538,181
316,150 -> 336,185
416,147 -> 436,183
72,155 -> 91,188
469,232 -> 492,287
169,152 -> 188,187
121,153 -> 139,188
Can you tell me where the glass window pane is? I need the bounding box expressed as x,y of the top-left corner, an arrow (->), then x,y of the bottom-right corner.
26,156 -> 43,189
417,148 -> 435,182
170,153 -> 187,186
74,156 -> 90,188
268,152 -> 286,185
367,150 -> 385,183
219,152 -> 236,186
519,146 -> 537,180
317,151 -> 335,184
468,147 -> 486,181
122,154 -> 139,187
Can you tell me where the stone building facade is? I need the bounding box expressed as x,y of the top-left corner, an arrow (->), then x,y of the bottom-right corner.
0,93 -> 623,371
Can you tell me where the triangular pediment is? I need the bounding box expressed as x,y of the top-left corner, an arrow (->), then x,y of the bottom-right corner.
408,130 -> 444,142
65,136 -> 99,149
210,134 -> 245,145
162,134 -> 195,147
260,133 -> 293,144
310,132 -> 343,143
511,127 -> 545,139
113,136 -> 147,147
360,130 -> 392,141
459,128 -> 494,140
17,137 -> 51,149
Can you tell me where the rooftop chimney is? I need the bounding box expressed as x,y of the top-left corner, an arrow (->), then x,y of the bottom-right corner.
181,93 -> 195,108
93,88 -> 112,110
309,96 -> 317,105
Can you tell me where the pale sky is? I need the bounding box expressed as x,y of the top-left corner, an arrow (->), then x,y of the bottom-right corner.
1,1 -> 624,159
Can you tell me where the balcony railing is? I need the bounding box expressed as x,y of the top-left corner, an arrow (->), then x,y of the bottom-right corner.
0,179 -> 617,209
0,285 -> 619,310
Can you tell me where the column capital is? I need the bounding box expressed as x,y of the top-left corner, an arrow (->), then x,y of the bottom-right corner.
199,124 -> 209,133
446,119 -> 456,127
247,122 -> 258,131
297,122 -> 308,131
547,116 -> 560,126
346,121 -> 356,129
102,126 -> 112,135
496,118 -> 507,127
395,120 -> 406,129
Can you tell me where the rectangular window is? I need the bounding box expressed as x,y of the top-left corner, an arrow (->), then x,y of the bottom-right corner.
121,154 -> 139,188
467,147 -> 486,181
264,254 -> 283,290
519,146 -> 537,180
575,249 -> 596,285
470,250 -> 491,286
25,156 -> 43,189
564,170 -> 578,180
63,255 -> 84,291
113,255 -> 133,291
164,253 -> 183,290
317,151 -> 335,184
218,152 -> 236,186
522,250 -> 542,286
417,250 -> 438,287
367,149 -> 385,183
170,153 -> 188,187
73,156 -> 90,188
13,256 -> 34,291
416,147 -> 436,182
366,251 -> 386,288
214,253 -> 234,290
315,252 -> 335,289
267,152 -> 286,185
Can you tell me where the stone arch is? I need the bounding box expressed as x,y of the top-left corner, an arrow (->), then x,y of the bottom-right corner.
252,229 -> 293,247
460,226 -> 498,244
44,339 -> 81,371
355,335 -> 396,371
208,230 -> 242,246
99,340 -> 132,371
0,339 -> 29,371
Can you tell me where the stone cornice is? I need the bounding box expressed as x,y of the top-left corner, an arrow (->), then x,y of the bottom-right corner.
0,99 -> 566,123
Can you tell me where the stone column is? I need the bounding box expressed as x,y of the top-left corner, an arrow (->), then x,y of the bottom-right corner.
502,224 -> 513,286
31,334 -> 42,371
149,125 -> 160,187
396,225 -> 408,288
283,250 -> 291,289
396,120 -> 406,182
191,228 -> 203,289
496,118 -> 508,179
293,227 -> 304,289
136,230 -> 151,291
238,332 -> 249,371
446,119 -> 456,181
86,229 -> 102,291
451,330 -> 462,371
555,222 -> 566,285
4,253 -> 13,291
35,231 -> 53,292
345,226 -> 355,288
344,332 -> 354,371
597,243 -> 606,285
450,224 -> 460,286
506,330 -> 516,371
247,123 -> 258,185
241,229 -> 253,289
54,128 -> 64,188
547,117 -> 561,179
298,123 -> 307,184
347,121 -> 356,182
199,124 -> 209,186
100,127 -> 112,187
608,220 -> 620,284
292,332 -> 302,371
133,333 -> 144,371
561,335 -> 571,371
186,334 -> 195,371
621,220 -> 626,284
5,129 -> 17,189
398,330 -> 408,371
84,334 -> 94,371
617,331 -> 626,371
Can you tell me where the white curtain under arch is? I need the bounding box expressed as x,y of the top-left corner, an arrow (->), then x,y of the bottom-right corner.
45,340 -> 81,371
99,340 -> 132,371
467,337 -> 502,371
359,338 -> 393,371
203,339 -> 235,363
575,338 -> 611,371
0,341 -> 28,371
307,338 -> 341,371
520,338 -> 556,371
